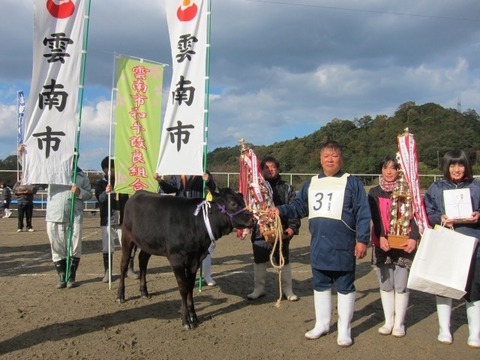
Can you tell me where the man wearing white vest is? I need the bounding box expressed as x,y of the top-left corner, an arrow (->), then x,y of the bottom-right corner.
273,140 -> 371,347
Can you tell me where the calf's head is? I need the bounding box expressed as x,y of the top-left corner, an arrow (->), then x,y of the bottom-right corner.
213,188 -> 255,229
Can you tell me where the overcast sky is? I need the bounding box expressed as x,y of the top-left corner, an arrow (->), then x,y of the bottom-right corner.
0,0 -> 479,169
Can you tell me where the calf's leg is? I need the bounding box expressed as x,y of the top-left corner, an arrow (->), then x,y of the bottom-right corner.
171,260 -> 199,330
138,250 -> 151,298
116,228 -> 135,303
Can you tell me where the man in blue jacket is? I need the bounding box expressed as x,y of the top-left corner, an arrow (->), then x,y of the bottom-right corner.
274,140 -> 371,347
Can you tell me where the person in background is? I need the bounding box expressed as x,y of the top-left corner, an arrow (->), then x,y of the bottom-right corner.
154,172 -> 217,286
46,161 -> 92,289
95,156 -> 137,283
272,140 -> 371,347
17,144 -> 92,288
368,155 -> 419,337
424,149 -> 480,348
247,156 -> 301,301
13,176 -> 37,232
1,182 -> 12,218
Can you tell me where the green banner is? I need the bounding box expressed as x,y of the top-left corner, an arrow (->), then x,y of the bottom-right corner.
114,57 -> 164,194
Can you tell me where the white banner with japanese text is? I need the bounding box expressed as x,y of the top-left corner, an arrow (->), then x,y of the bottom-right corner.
114,56 -> 164,195
156,0 -> 208,176
22,0 -> 86,185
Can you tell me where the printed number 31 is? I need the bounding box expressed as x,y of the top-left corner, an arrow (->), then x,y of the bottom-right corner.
313,192 -> 333,211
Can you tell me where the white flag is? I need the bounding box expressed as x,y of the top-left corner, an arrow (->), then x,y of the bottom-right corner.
23,0 -> 86,185
156,0 -> 208,176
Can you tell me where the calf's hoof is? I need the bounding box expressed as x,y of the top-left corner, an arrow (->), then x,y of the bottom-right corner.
140,292 -> 151,299
140,286 -> 150,299
183,323 -> 196,330
183,320 -> 199,330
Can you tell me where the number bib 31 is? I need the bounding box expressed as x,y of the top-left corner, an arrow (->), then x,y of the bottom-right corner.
308,173 -> 349,220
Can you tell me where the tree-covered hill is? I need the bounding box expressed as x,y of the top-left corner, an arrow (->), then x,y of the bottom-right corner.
1,102 -> 479,186
208,101 -> 480,175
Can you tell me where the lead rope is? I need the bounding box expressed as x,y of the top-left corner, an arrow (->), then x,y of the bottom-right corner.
263,211 -> 285,308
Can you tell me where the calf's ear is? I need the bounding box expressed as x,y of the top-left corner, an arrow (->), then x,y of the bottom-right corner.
210,189 -> 221,202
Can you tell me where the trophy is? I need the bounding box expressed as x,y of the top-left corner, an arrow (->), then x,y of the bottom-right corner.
239,139 -> 278,243
387,158 -> 412,249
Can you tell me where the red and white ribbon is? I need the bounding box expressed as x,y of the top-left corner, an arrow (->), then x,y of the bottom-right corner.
397,131 -> 430,234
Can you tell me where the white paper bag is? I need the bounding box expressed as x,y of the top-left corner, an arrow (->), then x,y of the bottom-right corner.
407,227 -> 478,299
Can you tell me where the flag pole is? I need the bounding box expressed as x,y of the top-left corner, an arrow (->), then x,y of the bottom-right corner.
199,0 -> 213,292
203,0 -> 212,176
66,0 -> 92,281
105,52 -> 119,289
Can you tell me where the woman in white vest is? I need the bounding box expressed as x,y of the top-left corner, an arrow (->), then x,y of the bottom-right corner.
273,140 -> 371,347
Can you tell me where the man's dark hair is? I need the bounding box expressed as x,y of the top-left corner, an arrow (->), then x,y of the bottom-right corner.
320,140 -> 343,155
260,156 -> 280,170
101,156 -> 114,170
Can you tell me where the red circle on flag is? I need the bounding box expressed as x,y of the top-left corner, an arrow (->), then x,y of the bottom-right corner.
46,0 -> 75,19
177,3 -> 198,22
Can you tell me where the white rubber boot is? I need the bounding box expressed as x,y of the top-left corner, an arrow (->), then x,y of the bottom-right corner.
466,300 -> 480,348
378,290 -> 395,335
436,296 -> 453,344
305,289 -> 332,339
281,264 -> 298,301
247,262 -> 268,300
337,292 -> 356,347
392,291 -> 409,337
202,255 -> 216,286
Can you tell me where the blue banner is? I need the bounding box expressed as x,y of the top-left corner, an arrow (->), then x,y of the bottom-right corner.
17,90 -> 25,146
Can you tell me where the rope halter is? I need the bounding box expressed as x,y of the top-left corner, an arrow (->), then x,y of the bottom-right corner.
194,200 -> 249,251
216,203 -> 248,225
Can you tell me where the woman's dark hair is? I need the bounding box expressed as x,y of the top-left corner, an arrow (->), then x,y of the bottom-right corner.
379,154 -> 399,172
442,149 -> 473,182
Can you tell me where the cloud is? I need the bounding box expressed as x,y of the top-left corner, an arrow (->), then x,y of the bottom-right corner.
0,0 -> 479,169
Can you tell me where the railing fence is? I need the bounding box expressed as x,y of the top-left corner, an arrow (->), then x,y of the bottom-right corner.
0,170 -> 447,212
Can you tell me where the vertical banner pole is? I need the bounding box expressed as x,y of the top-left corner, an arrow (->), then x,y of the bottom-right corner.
66,0 -> 92,281
203,0 -> 212,181
199,0 -> 213,292
106,52 -> 119,289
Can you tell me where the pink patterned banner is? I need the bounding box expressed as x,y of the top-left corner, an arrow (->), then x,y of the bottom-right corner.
397,131 -> 430,233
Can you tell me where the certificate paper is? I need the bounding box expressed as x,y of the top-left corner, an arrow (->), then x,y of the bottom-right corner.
443,188 -> 472,219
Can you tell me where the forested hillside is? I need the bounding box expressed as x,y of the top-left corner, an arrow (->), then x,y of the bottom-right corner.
208,102 -> 480,175
1,102 -> 480,182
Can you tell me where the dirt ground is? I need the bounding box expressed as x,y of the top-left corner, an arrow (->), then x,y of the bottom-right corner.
0,212 -> 478,360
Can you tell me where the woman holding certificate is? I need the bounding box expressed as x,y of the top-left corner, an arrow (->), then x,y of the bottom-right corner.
368,155 -> 420,338
424,149 -> 480,348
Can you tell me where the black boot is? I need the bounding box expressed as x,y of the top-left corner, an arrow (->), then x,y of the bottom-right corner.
102,253 -> 112,283
54,259 -> 67,289
67,257 -> 80,288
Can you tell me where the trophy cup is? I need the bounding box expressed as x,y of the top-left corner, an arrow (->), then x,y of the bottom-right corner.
239,139 -> 277,243
387,160 -> 412,249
